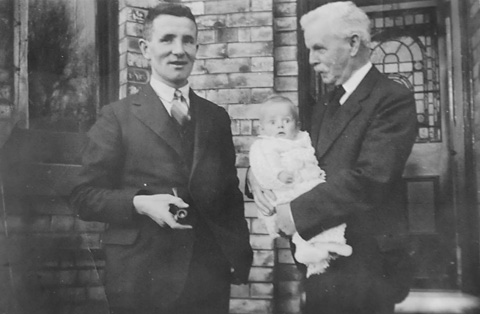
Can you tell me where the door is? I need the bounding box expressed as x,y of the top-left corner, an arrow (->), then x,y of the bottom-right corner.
298,0 -> 466,290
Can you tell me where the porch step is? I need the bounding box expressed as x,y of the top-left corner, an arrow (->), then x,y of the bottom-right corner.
395,290 -> 480,313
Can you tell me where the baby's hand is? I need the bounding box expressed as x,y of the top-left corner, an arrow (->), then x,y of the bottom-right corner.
278,171 -> 294,184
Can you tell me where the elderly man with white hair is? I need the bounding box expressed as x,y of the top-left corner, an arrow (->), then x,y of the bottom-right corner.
248,2 -> 418,313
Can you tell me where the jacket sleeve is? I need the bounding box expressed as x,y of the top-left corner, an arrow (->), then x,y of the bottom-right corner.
291,86 -> 417,240
70,104 -> 140,224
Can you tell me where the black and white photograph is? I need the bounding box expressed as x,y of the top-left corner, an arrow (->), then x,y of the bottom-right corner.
1,0 -> 479,313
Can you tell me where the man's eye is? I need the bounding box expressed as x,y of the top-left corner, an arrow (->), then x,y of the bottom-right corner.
161,36 -> 173,43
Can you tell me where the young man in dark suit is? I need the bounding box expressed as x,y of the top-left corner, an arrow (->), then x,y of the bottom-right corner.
70,4 -> 252,314
249,2 -> 417,314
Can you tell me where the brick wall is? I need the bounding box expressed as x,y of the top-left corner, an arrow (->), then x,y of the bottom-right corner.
118,0 -> 302,313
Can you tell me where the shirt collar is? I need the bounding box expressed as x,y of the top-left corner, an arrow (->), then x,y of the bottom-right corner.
150,76 -> 190,106
339,61 -> 372,104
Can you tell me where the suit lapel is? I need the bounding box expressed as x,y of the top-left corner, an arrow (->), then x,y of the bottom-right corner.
316,67 -> 380,158
190,90 -> 213,178
131,85 -> 183,157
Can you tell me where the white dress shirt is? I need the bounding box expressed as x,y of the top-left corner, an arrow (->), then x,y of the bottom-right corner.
150,76 -> 190,116
339,61 -> 373,105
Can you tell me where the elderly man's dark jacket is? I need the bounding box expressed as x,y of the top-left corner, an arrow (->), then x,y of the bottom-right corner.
292,66 -> 417,311
70,85 -> 252,309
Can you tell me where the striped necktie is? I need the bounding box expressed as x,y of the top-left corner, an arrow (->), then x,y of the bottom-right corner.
171,89 -> 191,126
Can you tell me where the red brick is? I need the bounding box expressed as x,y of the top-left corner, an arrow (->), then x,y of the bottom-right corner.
123,0 -> 158,7
229,72 -> 274,88
275,46 -> 297,61
229,299 -> 273,314
228,103 -> 261,119
236,152 -> 249,168
127,68 -> 150,84
251,88 -> 275,103
125,21 -> 143,37
276,91 -> 299,106
205,0 -> 249,14
275,30 -> 297,46
198,29 -> 216,44
276,60 -> 298,76
204,58 -> 250,74
274,2 -> 297,17
240,119 -> 253,135
126,37 -> 141,53
275,17 -> 297,31
232,136 -> 256,153
197,43 -> 227,59
238,28 -> 251,42
275,76 -> 298,91
184,1 -> 205,15
206,88 -> 251,104
190,74 -> 230,90
251,26 -> 273,42
226,12 -> 273,28
248,266 -> 274,282
252,57 -> 274,72
250,283 -> 274,299
228,42 -> 273,58
251,0 -> 273,11
250,234 -> 275,250
126,52 -> 148,69
126,7 -> 147,23
197,15 -> 226,30
244,201 -> 259,218
253,250 -> 275,267
216,28 -> 239,43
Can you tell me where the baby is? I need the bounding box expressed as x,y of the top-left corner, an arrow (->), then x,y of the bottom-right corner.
249,95 -> 352,277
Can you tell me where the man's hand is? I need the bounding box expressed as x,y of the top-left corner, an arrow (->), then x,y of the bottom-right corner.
275,203 -> 296,237
247,169 -> 276,215
133,194 -> 192,229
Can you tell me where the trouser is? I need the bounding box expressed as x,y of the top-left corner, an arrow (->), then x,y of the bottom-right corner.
302,235 -> 414,314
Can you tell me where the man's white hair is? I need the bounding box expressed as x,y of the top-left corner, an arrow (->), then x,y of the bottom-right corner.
300,1 -> 371,45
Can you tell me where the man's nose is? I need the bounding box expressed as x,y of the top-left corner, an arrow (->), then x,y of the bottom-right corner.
172,40 -> 185,55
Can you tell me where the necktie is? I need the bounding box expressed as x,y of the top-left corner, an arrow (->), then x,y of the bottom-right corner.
171,89 -> 191,126
327,85 -> 346,115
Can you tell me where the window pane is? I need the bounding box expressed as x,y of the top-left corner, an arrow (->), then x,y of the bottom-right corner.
28,0 -> 98,132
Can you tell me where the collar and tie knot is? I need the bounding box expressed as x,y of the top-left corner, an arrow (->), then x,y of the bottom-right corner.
171,89 -> 191,126
328,85 -> 346,105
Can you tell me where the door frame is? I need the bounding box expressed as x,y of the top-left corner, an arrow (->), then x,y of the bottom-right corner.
296,0 -> 479,293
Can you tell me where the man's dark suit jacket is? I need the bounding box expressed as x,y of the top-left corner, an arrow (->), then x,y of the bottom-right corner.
70,85 -> 252,309
292,66 -> 417,311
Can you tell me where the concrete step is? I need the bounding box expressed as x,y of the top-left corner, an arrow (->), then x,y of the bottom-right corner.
395,290 -> 480,314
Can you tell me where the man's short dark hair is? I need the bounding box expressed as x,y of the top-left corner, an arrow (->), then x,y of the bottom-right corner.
143,3 -> 197,40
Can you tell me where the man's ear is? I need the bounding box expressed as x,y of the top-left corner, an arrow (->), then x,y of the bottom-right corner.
349,34 -> 361,56
138,38 -> 150,59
